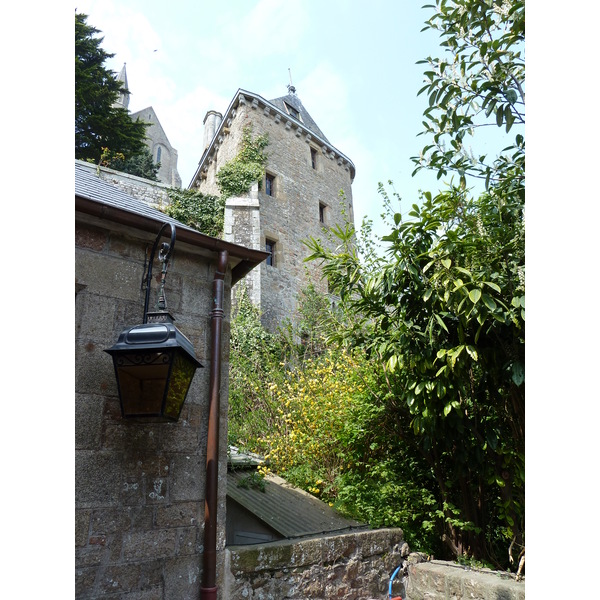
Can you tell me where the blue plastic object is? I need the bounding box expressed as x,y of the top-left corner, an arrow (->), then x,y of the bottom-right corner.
388,565 -> 403,599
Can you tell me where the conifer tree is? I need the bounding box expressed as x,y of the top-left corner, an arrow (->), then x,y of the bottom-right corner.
75,12 -> 148,163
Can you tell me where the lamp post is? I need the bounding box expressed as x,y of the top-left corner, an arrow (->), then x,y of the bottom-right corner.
105,223 -> 202,421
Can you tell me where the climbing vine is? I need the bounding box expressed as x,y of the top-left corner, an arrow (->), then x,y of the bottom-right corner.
216,126 -> 269,198
161,188 -> 225,238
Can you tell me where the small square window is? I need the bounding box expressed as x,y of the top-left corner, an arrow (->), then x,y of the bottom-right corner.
265,239 -> 276,266
310,147 -> 317,170
265,173 -> 275,196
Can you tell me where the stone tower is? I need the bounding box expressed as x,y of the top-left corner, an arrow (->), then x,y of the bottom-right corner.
113,64 -> 182,188
113,63 -> 130,110
130,106 -> 183,188
190,87 -> 356,331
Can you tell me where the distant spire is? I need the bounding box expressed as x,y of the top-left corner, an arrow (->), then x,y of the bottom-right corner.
287,68 -> 296,95
113,63 -> 130,110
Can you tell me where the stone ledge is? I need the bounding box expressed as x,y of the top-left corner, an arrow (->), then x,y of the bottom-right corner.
406,559 -> 525,600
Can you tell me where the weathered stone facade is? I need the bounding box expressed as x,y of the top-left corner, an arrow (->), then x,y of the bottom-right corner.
191,88 -> 356,331
131,106 -> 182,188
75,214 -> 230,599
224,528 -> 406,600
75,163 -> 267,599
93,162 -> 173,209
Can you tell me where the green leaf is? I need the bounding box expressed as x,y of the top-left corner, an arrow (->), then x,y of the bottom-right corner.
511,362 -> 525,386
434,313 -> 449,333
481,293 -> 497,311
505,106 -> 515,132
465,346 -> 478,361
469,288 -> 481,303
496,104 -> 504,127
441,258 -> 451,269
484,281 -> 501,293
444,403 -> 452,417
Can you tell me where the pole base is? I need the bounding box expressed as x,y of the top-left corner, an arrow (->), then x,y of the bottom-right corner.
200,586 -> 217,600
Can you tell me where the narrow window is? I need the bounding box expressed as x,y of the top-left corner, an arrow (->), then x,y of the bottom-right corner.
156,146 -> 162,163
265,239 -> 276,266
310,147 -> 317,170
319,203 -> 326,224
265,173 -> 275,196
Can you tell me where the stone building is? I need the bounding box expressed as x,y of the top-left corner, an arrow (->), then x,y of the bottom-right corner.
75,159 -> 266,599
190,86 -> 356,331
114,64 -> 183,188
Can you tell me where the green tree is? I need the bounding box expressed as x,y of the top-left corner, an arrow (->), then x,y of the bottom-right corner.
305,0 -> 525,569
108,147 -> 160,181
75,12 -> 148,163
413,0 -> 524,190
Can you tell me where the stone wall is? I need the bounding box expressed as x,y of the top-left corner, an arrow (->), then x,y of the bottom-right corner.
94,164 -> 173,209
75,213 -> 232,599
406,557 -> 525,600
224,528 -> 407,600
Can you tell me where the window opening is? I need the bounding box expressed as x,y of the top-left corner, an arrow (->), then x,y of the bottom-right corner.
311,147 -> 317,170
319,203 -> 326,224
265,173 -> 275,197
156,146 -> 162,163
265,239 -> 276,266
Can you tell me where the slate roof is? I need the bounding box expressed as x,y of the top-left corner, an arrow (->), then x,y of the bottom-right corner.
227,469 -> 365,540
268,92 -> 330,143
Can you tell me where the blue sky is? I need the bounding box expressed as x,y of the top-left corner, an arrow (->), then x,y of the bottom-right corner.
74,0 -> 477,239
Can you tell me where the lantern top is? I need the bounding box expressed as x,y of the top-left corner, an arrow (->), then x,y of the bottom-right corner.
105,322 -> 203,368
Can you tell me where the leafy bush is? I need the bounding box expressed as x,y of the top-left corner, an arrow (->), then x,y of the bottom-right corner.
162,188 -> 225,238
216,126 -> 269,198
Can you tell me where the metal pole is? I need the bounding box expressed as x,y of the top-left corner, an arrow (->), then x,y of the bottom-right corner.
200,250 -> 228,600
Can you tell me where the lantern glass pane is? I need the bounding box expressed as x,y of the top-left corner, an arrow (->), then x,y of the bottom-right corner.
163,352 -> 197,419
116,352 -> 171,416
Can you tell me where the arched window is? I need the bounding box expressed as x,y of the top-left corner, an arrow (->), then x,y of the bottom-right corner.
156,146 -> 162,163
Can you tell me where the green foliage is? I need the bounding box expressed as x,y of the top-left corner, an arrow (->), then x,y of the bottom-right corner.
75,12 -> 148,163
302,1 -> 525,568
161,188 -> 225,238
236,471 -> 267,492
216,126 -> 269,198
228,285 -> 284,450
413,0 -> 524,190
108,146 -> 160,181
228,283 -> 443,554
305,177 -> 524,567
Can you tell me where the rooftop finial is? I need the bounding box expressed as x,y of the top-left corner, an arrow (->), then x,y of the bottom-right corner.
287,68 -> 296,95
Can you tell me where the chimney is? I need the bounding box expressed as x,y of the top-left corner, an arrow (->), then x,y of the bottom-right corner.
203,111 -> 223,153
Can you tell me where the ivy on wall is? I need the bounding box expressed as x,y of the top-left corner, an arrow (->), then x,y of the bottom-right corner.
216,126 -> 269,199
161,188 -> 225,238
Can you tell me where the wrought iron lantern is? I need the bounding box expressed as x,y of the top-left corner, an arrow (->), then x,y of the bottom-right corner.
105,223 -> 202,421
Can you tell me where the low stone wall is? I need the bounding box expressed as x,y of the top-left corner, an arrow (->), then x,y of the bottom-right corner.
85,161 -> 173,209
406,557 -> 525,600
224,528 -> 406,600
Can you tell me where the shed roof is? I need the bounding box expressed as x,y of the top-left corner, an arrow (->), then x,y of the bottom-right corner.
75,159 -> 268,284
227,469 -> 365,540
